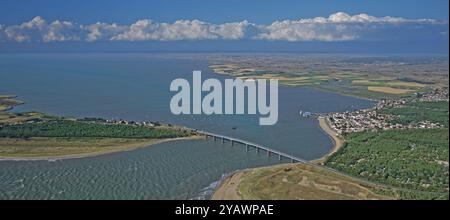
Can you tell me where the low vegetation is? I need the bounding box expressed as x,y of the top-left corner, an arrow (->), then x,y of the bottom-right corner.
232,163 -> 396,200
0,95 -> 49,125
0,137 -> 171,158
381,101 -> 449,127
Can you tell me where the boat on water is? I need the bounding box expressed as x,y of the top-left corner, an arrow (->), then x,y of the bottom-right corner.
299,110 -> 312,118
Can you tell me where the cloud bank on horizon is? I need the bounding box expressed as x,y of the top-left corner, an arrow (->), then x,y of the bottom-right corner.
0,12 -> 447,43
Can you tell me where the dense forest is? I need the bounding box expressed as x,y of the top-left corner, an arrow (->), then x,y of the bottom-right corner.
326,128 -> 449,196
327,100 -> 449,199
0,120 -> 192,139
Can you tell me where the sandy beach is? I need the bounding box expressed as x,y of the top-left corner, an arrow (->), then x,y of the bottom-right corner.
312,117 -> 345,164
212,117 -> 346,199
211,172 -> 244,200
0,136 -> 201,162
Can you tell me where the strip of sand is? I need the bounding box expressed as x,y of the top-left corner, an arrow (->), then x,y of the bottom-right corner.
0,136 -> 201,161
211,172 -> 244,200
312,117 -> 345,164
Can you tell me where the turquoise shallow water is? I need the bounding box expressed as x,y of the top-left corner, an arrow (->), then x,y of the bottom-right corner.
0,53 -> 373,199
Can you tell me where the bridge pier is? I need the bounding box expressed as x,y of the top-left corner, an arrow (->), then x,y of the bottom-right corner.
198,131 -> 305,165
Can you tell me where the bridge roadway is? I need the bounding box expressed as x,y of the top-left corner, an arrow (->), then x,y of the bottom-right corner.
198,131 -> 308,163
197,130 -> 447,197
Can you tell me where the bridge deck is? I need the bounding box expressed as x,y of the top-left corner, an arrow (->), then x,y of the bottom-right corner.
198,131 -> 307,163
197,131 -> 447,197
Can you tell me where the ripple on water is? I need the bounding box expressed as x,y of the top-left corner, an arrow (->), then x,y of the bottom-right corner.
0,139 -> 283,199
0,54 -> 373,199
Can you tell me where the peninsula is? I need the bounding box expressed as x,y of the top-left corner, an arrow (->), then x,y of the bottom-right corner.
0,95 -> 198,160
210,54 -> 449,200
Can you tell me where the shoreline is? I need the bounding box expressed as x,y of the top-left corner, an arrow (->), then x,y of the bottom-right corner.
0,135 -> 201,162
212,163 -> 305,200
211,117 -> 345,199
1,95 -> 202,162
312,117 -> 345,164
211,171 -> 244,200
208,67 -> 379,102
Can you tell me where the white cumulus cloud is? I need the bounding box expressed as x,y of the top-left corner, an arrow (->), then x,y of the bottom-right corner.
85,22 -> 127,42
111,19 -> 252,41
255,12 -> 446,41
4,16 -> 84,42
0,12 -> 447,43
256,20 -> 359,41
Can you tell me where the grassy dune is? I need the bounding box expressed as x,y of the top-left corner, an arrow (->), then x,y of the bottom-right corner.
213,163 -> 395,200
0,137 -> 198,159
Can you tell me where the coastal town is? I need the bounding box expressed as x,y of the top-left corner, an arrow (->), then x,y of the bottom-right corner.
325,89 -> 449,135
83,118 -> 163,127
417,89 -> 450,102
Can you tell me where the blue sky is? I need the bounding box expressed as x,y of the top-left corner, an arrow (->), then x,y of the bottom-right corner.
0,0 -> 448,53
0,0 -> 448,24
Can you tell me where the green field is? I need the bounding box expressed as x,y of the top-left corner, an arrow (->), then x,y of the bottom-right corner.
381,101 -> 449,127
209,55 -> 448,100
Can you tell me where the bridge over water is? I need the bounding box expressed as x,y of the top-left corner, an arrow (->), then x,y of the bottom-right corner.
197,131 -> 308,163
197,131 -> 447,197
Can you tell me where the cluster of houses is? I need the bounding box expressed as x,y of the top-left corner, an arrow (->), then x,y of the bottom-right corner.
104,119 -> 162,127
327,110 -> 396,134
79,117 -> 163,127
326,89 -> 448,135
416,89 -> 449,102
374,99 -> 406,110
